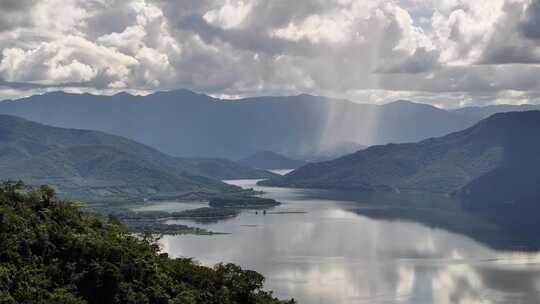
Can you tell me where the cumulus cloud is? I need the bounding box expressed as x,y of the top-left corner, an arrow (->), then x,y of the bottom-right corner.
0,0 -> 540,106
0,0 -> 179,90
0,36 -> 136,85
203,0 -> 252,29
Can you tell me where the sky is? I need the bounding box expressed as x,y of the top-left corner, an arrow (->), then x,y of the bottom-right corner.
1,0 -> 540,107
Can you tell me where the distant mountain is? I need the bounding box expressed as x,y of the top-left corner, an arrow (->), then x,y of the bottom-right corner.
453,104 -> 540,121
261,111 -> 540,206
289,141 -> 367,162
0,90 -> 483,159
180,157 -> 278,180
0,115 -> 273,201
238,151 -> 307,169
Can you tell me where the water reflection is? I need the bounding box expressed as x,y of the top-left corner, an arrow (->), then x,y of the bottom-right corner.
156,179 -> 540,304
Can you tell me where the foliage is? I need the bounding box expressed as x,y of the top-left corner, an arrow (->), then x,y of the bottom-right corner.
0,181 -> 294,304
0,115 -> 278,203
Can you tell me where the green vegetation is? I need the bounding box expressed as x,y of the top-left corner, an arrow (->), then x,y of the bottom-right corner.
261,111 -> 540,201
107,194 -> 278,232
120,220 -> 214,235
0,115 -> 275,203
209,195 -> 281,209
112,208 -> 240,232
171,207 -> 240,219
145,188 -> 262,203
0,181 -> 294,304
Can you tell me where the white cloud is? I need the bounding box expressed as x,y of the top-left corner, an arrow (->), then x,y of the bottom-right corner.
1,0 -> 540,106
0,36 -> 137,85
430,0 -> 506,64
271,13 -> 355,44
203,0 -> 252,29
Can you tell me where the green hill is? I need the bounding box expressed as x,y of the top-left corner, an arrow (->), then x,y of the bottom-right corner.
0,181 -> 293,304
0,115 -> 272,202
261,111 -> 540,205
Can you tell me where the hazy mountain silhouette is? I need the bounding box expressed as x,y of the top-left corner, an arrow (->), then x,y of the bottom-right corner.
0,90 -> 489,159
238,151 -> 307,169
261,111 -> 540,207
288,141 -> 367,162
453,104 -> 540,121
0,115 -> 274,201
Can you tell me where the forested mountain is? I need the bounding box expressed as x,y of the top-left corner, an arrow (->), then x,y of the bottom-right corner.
0,182 -> 292,304
261,111 -> 540,206
0,115 -> 273,201
238,151 -> 307,169
0,90 -> 493,159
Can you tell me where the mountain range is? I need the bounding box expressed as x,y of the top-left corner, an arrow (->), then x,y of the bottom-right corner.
0,115 -> 275,202
1,90 -> 537,160
238,151 -> 307,170
260,111 -> 540,207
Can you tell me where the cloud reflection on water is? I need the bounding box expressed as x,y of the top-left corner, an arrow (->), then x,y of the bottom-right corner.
159,180 -> 540,304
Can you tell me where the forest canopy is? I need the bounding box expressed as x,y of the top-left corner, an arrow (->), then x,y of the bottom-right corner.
0,181 -> 293,304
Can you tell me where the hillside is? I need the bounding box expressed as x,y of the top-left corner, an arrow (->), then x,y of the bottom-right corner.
0,182 -> 292,304
292,141 -> 367,162
238,151 -> 307,169
0,115 -> 272,201
0,90 -> 477,159
261,111 -> 540,205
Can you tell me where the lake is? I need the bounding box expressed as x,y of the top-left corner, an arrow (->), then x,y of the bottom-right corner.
153,178 -> 540,304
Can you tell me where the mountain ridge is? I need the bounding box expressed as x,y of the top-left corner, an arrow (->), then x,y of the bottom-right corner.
2,90 -> 540,160
0,115 -> 274,201
260,111 -> 540,206
238,151 -> 308,170
0,90 -> 476,159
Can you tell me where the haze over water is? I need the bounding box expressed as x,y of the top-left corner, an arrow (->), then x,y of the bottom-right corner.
158,178 -> 540,304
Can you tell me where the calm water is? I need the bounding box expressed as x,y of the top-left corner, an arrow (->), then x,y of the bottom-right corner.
152,178 -> 540,304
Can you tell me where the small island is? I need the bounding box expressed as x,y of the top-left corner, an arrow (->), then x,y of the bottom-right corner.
107,194 -> 282,234
172,207 -> 240,219
113,208 -> 241,233
126,221 -> 214,235
209,194 -> 281,209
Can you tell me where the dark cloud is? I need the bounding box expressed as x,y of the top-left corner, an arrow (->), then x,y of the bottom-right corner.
482,46 -> 540,64
478,1 -> 540,64
377,48 -> 441,74
0,0 -> 36,12
521,0 -> 540,39
0,0 -> 37,32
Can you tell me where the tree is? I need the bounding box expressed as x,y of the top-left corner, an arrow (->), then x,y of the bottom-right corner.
0,182 -> 294,304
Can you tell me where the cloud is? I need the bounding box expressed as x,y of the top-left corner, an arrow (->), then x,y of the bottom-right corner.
203,0 -> 252,29
0,0 -> 37,32
479,0 -> 540,64
0,0 -> 540,106
0,0 -> 179,90
0,36 -> 137,85
521,0 -> 540,39
377,47 -> 441,74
